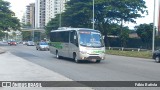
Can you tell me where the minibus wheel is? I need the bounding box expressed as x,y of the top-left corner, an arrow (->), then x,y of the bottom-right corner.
73,53 -> 79,63
56,51 -> 60,59
96,60 -> 101,63
155,56 -> 160,63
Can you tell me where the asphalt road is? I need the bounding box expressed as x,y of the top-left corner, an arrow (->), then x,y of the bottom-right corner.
0,42 -> 160,90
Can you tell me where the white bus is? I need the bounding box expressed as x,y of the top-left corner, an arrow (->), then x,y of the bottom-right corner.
49,27 -> 105,63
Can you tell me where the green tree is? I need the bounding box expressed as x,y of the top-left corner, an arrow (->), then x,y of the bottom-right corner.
108,23 -> 121,36
119,27 -> 129,47
45,14 -> 61,37
135,23 -> 153,48
0,0 -> 21,31
21,23 -> 32,28
46,0 -> 147,46
22,32 -> 31,41
63,0 -> 92,28
62,0 -> 147,32
0,30 -> 5,39
107,24 -> 129,47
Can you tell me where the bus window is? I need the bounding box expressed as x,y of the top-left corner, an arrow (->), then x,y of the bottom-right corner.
61,31 -> 69,42
70,31 -> 78,47
79,31 -> 104,47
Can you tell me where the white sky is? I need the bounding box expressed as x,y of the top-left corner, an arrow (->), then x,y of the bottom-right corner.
3,0 -> 159,29
4,0 -> 35,20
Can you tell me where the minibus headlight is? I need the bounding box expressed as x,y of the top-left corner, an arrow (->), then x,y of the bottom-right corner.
80,51 -> 87,54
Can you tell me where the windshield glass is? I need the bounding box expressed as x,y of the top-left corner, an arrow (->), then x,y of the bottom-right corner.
79,30 -> 104,47
40,42 -> 48,45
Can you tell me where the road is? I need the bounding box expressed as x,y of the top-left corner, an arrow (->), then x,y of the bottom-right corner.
0,42 -> 160,90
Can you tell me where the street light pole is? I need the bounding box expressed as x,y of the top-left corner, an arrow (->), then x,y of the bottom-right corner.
32,30 -> 34,42
152,0 -> 156,53
59,0 -> 62,28
93,0 -> 95,29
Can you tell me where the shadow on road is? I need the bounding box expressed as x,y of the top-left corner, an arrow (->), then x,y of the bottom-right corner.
54,56 -> 106,64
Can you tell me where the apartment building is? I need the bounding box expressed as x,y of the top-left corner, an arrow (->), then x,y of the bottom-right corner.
35,0 -> 46,29
35,0 -> 69,29
45,0 -> 69,25
25,3 -> 35,28
21,14 -> 26,25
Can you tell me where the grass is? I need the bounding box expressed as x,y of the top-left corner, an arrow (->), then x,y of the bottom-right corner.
106,50 -> 152,59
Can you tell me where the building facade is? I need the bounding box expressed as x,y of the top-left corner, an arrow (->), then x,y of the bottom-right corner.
35,0 -> 46,29
25,3 -> 35,28
35,0 -> 69,29
45,0 -> 69,25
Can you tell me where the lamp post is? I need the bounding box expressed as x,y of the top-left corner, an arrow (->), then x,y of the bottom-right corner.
59,0 -> 62,28
32,29 -> 34,42
152,0 -> 156,53
93,0 -> 95,29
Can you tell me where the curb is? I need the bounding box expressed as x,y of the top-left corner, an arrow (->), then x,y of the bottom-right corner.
0,48 -> 6,54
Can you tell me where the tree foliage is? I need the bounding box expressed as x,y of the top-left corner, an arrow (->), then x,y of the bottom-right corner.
119,27 -> 129,47
135,23 -> 153,48
0,0 -> 21,31
22,31 -> 31,41
45,0 -> 147,46
0,30 -> 5,39
45,14 -> 60,37
107,24 -> 129,47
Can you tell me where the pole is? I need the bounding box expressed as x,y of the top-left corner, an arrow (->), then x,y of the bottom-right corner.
32,30 -> 34,42
5,34 -> 6,41
93,0 -> 95,29
152,0 -> 156,53
59,0 -> 62,28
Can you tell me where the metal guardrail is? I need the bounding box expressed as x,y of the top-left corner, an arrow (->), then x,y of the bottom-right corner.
106,47 -> 149,52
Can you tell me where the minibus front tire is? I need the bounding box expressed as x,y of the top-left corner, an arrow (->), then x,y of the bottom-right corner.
73,53 -> 80,63
96,60 -> 101,63
56,51 -> 61,59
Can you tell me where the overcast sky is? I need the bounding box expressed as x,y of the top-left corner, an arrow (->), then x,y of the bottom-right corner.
3,0 -> 159,29
4,0 -> 35,20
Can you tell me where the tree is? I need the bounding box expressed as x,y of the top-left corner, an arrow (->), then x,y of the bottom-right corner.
0,0 -> 21,31
63,0 -> 92,28
119,27 -> 129,47
0,30 -> 5,39
45,14 -> 60,37
22,32 -> 31,41
46,0 -> 147,46
62,0 -> 147,31
21,23 -> 32,28
108,23 -> 121,36
107,24 -> 129,47
135,23 -> 153,48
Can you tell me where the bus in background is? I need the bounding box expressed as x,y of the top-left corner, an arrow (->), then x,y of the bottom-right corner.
49,27 -> 105,63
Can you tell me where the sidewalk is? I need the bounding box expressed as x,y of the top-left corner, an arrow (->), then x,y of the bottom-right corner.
0,48 -> 6,54
0,49 -> 93,90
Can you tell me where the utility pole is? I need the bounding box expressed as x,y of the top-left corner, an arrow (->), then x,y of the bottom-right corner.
32,30 -> 34,42
59,0 -> 62,28
93,0 -> 95,29
152,0 -> 156,53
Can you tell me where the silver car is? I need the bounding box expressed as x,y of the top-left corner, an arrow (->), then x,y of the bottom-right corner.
36,42 -> 49,51
27,41 -> 35,46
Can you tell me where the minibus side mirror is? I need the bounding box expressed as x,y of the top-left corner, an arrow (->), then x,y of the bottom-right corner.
102,36 -> 105,39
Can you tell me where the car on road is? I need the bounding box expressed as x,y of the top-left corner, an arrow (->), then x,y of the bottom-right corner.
23,41 -> 28,45
9,41 -> 17,46
7,41 -> 11,45
152,50 -> 160,63
27,41 -> 35,46
36,42 -> 49,51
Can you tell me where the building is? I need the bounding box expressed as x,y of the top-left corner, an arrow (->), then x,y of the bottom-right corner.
25,3 -> 35,28
35,0 -> 69,29
21,14 -> 26,25
45,0 -> 69,25
35,0 -> 46,29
